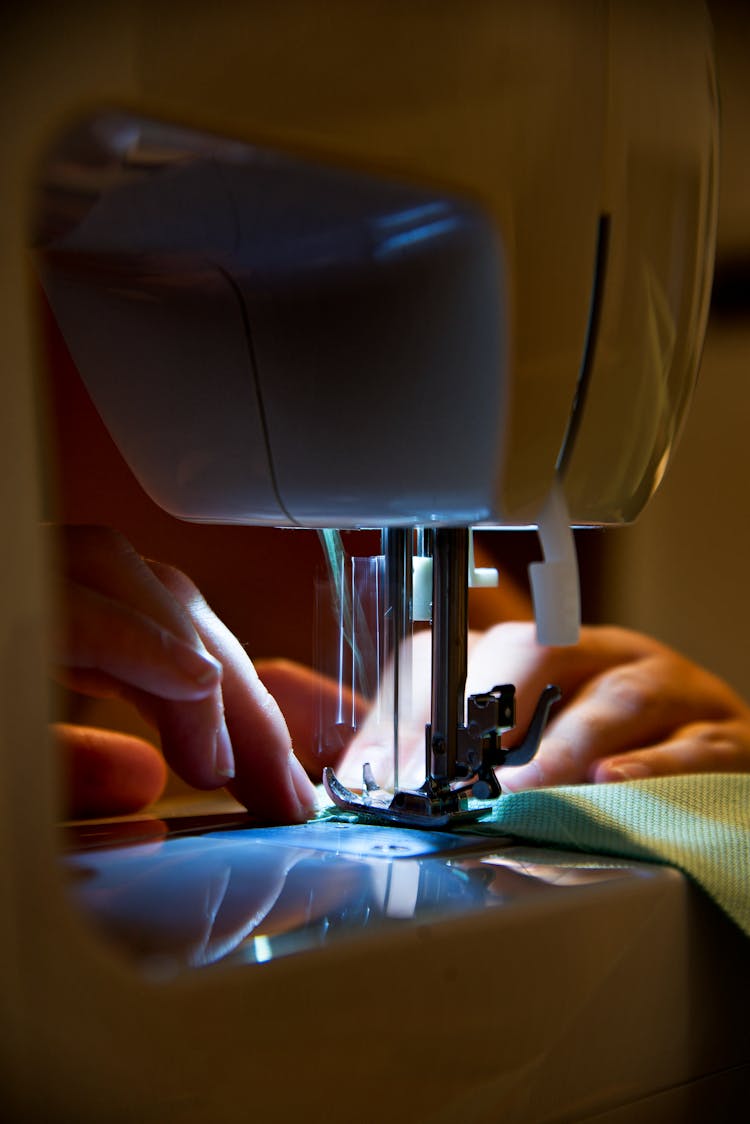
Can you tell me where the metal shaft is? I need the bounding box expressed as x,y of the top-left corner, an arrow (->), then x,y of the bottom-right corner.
382,528 -> 413,791
429,527 -> 468,781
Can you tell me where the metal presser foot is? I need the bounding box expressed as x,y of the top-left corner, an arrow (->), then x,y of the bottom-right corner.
323,683 -> 561,830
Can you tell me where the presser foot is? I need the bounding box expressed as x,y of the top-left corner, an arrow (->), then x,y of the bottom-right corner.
322,766 -> 489,830
322,683 -> 561,830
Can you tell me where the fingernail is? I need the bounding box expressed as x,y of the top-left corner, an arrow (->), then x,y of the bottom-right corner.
605,762 -> 652,781
167,636 -> 222,690
213,716 -> 235,780
290,753 -> 317,818
497,762 -> 544,792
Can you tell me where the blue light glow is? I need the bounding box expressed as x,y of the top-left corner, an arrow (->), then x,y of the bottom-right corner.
374,217 -> 462,259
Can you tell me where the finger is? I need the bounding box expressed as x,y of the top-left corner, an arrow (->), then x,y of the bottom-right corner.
56,581 -> 222,701
498,653 -> 746,791
56,525 -> 224,707
57,525 -> 199,644
134,685 -> 236,791
150,562 -> 317,823
56,723 -> 167,818
592,718 -> 750,782
255,659 -> 364,780
55,666 -> 235,792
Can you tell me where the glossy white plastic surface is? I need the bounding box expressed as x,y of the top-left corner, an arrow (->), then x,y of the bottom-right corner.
35,0 -> 717,531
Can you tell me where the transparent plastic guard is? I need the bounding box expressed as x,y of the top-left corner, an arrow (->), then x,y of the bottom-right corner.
314,532 -> 420,792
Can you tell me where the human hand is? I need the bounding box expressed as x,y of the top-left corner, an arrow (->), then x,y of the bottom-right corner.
470,622 -> 750,790
263,622 -> 750,793
52,525 -> 317,821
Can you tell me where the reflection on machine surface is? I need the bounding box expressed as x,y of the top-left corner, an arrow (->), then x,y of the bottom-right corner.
62,816 -> 652,977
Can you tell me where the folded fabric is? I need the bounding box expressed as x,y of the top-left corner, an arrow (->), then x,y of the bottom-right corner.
460,772 -> 750,937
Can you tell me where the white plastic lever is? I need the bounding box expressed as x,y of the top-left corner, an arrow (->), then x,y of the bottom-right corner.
529,479 -> 581,646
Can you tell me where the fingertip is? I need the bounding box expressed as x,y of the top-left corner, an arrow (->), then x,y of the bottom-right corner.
213,715 -> 236,781
57,724 -> 167,818
227,756 -> 316,825
594,759 -> 653,782
497,761 -> 546,793
289,753 -> 318,820
153,694 -> 232,792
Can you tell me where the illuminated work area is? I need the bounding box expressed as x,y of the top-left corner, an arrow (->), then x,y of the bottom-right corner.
2,2 -> 750,1121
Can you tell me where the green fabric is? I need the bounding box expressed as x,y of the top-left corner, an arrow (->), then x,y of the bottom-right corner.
459,773 -> 750,937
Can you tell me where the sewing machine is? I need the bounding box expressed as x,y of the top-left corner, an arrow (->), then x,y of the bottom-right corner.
3,2 -> 749,1121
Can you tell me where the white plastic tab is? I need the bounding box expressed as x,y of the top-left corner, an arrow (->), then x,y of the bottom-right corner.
529,479 -> 581,646
468,530 -> 499,589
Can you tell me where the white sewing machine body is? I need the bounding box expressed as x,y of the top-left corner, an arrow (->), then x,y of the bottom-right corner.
35,4 -> 716,534
2,2 -> 747,1120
